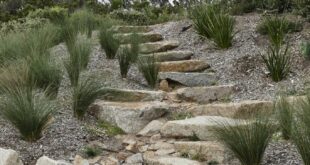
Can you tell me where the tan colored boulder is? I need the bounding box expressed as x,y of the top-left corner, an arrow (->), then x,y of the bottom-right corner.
36,156 -> 71,165
0,148 -> 23,165
114,33 -> 163,44
159,60 -> 210,72
139,41 -> 179,54
159,80 -> 170,92
137,120 -> 165,136
140,51 -> 193,62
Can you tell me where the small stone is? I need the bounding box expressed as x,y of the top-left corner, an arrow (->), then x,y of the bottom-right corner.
126,153 -> 143,164
0,148 -> 23,165
159,80 -> 170,92
73,155 -> 89,165
150,134 -> 162,143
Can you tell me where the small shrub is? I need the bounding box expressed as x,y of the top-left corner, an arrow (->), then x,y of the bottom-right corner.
27,6 -> 68,24
83,146 -> 102,158
212,118 -> 275,165
98,120 -> 125,136
73,78 -> 103,119
110,9 -> 149,25
0,87 -> 56,142
261,45 -> 291,82
99,24 -> 120,59
301,41 -> 310,59
138,56 -> 159,88
275,96 -> 293,140
110,0 -> 123,10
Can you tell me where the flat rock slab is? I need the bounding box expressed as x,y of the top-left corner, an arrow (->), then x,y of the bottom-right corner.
160,116 -> 244,140
0,148 -> 23,165
36,156 -> 71,165
89,101 -> 168,133
114,33 -> 163,44
140,51 -> 193,62
159,60 -> 210,72
174,141 -> 239,165
100,88 -> 166,102
144,155 -> 201,165
111,26 -> 152,33
159,72 -> 217,87
137,120 -> 165,137
188,100 -> 274,119
176,85 -> 234,104
139,41 -> 179,54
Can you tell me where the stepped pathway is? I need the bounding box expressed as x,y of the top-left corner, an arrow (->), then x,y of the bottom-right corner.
83,25 -> 278,165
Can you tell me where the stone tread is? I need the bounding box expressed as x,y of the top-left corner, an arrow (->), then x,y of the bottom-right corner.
140,50 -> 193,62
158,60 -> 210,72
159,72 -> 217,87
114,32 -> 163,44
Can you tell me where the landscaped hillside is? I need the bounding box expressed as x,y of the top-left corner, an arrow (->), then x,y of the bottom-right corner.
0,0 -> 310,165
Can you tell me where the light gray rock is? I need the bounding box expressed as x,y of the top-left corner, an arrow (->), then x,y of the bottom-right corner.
176,85 -> 235,104
139,41 -> 179,54
36,156 -> 71,165
99,88 -> 166,102
114,33 -> 163,44
137,120 -> 165,137
126,153 -> 143,164
188,100 -> 274,118
0,148 -> 23,165
144,155 -> 201,165
140,51 -> 193,62
111,26 -> 152,33
89,101 -> 169,133
160,116 -> 245,140
73,155 -> 89,165
159,72 -> 217,87
159,60 -> 210,72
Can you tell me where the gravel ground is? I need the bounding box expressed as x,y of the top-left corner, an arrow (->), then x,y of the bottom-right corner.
0,12 -> 309,164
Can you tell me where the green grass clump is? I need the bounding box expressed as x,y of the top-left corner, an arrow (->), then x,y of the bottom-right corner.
301,41 -> 310,59
98,120 -> 125,136
191,5 -> 235,49
99,24 -> 120,59
275,96 -> 293,140
0,87 -> 56,142
73,78 -> 103,120
261,45 -> 291,82
212,118 -> 275,165
138,55 -> 159,88
83,146 -> 102,158
69,9 -> 98,38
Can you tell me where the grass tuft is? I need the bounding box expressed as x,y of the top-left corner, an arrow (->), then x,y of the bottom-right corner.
98,120 -> 125,136
138,55 -> 159,88
301,41 -> 310,60
275,96 -> 293,140
83,146 -> 102,158
99,24 -> 120,59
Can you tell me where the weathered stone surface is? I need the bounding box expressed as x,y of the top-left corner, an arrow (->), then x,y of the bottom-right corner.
137,120 -> 165,136
36,156 -> 71,165
0,148 -> 23,165
159,80 -> 170,92
160,116 -> 245,140
144,155 -> 201,165
176,85 -> 234,104
126,153 -> 143,164
159,72 -> 217,87
174,141 -> 239,165
100,88 -> 166,102
139,41 -> 179,54
159,60 -> 210,72
73,155 -> 89,165
188,100 -> 274,119
111,26 -> 152,33
114,33 -> 163,44
89,101 -> 168,133
140,51 -> 193,62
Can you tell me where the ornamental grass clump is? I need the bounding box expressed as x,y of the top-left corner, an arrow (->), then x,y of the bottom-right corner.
261,44 -> 291,82
99,23 -> 120,59
212,118 -> 275,165
69,9 -> 98,38
275,96 -> 293,140
138,55 -> 159,88
301,41 -> 310,59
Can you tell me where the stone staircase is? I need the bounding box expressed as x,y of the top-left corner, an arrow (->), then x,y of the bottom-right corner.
85,25 -> 276,165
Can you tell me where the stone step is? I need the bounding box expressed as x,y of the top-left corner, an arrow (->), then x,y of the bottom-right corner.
175,85 -> 234,104
144,155 -> 201,165
0,148 -> 23,165
111,25 -> 152,33
139,40 -> 179,54
159,60 -> 210,72
99,88 -> 166,102
140,50 -> 193,62
89,101 -> 169,133
160,116 -> 245,140
114,32 -> 163,44
174,141 -> 238,165
188,100 -> 274,119
159,72 -> 218,87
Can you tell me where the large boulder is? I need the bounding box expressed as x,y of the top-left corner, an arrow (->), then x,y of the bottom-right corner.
89,101 -> 169,133
139,41 -> 179,54
174,141 -> 239,165
140,51 -> 193,62
188,100 -> 274,119
0,148 -> 23,165
114,33 -> 163,44
175,85 -> 234,104
111,26 -> 152,33
159,72 -> 217,87
99,88 -> 166,102
159,60 -> 210,72
160,116 -> 245,140
36,156 -> 71,165
144,155 -> 201,165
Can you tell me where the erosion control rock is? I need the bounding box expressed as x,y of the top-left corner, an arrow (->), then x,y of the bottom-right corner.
140,50 -> 193,62
89,101 -> 168,133
176,85 -> 234,104
160,116 -> 245,140
0,148 -> 23,165
139,41 -> 179,54
114,33 -> 163,44
111,26 -> 152,33
159,60 -> 210,72
188,100 -> 274,118
99,88 -> 166,102
159,72 -> 217,87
